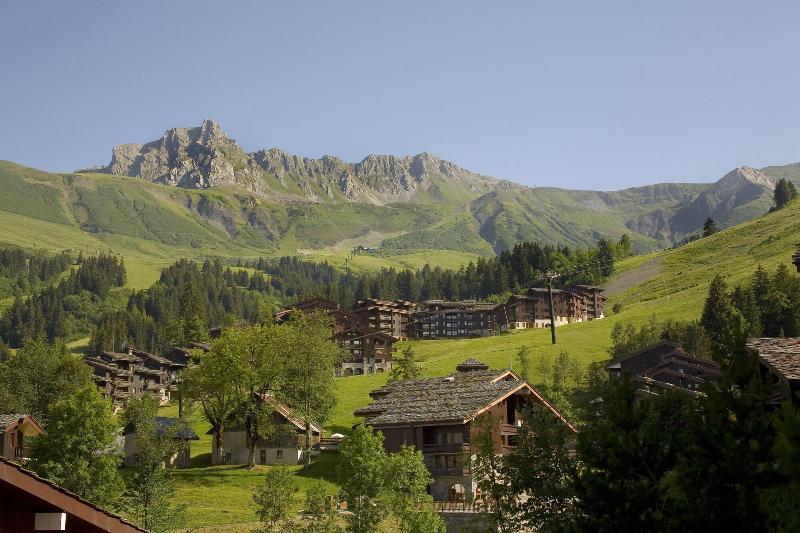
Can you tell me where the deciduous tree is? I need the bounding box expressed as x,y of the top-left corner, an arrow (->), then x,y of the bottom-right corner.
29,386 -> 123,509
252,466 -> 296,532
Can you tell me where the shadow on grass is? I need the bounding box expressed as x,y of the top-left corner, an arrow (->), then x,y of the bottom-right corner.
294,451 -> 340,484
190,452 -> 212,468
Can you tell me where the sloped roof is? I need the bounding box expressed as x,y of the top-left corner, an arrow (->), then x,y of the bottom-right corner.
456,358 -> 490,372
605,340 -> 683,370
0,457 -> 145,532
124,417 -> 199,440
206,397 -> 321,435
101,351 -> 142,363
355,367 -> 575,431
747,337 -> 800,381
0,414 -> 27,430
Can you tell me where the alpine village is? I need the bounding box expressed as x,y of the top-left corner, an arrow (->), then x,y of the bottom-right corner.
3,5 -> 800,533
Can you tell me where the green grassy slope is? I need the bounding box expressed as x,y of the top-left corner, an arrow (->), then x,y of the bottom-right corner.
330,199 -> 800,431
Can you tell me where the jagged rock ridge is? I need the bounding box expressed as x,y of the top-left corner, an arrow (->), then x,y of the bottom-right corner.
103,119 -> 518,205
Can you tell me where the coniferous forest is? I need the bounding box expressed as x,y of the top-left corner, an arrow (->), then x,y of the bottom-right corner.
0,236 -> 629,354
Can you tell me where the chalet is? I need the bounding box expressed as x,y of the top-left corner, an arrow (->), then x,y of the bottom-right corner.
350,298 -> 415,340
747,337 -> 800,406
0,414 -> 44,462
354,359 -> 574,502
276,298 -> 396,375
495,288 -> 579,331
0,457 -> 145,532
606,341 -> 722,396
85,349 -> 173,409
122,417 -> 199,468
567,285 -> 606,319
410,300 -> 497,340
208,398 -> 321,466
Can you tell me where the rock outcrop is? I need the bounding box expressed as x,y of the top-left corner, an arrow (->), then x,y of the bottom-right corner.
101,120 -> 517,205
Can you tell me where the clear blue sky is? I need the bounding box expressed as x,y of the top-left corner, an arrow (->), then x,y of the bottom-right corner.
1,1 -> 798,189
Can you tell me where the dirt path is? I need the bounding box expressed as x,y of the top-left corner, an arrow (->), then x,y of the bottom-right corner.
604,256 -> 663,296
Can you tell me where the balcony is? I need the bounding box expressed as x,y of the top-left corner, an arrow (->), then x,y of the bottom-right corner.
422,443 -> 467,454
500,423 -> 519,435
427,465 -> 470,477
13,447 -> 29,460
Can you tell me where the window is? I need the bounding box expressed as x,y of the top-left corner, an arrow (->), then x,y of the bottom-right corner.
260,449 -> 267,464
276,449 -> 283,459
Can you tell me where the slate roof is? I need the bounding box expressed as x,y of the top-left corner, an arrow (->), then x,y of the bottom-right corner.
747,337 -> 800,381
605,340 -> 683,370
101,351 -> 142,363
0,413 -> 26,429
355,368 -> 527,426
123,417 -> 199,440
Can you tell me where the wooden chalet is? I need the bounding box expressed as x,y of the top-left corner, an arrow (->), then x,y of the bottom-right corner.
85,348 -> 177,409
354,358 -> 574,502
349,298 -> 415,340
567,285 -> 606,319
208,397 -> 321,466
122,416 -> 199,468
747,337 -> 800,406
0,414 -> 43,462
606,341 -> 722,397
276,297 -> 396,376
0,457 -> 144,532
410,300 -> 497,340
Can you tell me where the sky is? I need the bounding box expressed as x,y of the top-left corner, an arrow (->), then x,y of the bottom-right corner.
1,1 -> 799,190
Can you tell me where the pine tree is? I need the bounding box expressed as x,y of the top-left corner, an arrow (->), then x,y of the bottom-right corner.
388,346 -> 424,382
701,274 -> 732,347
702,217 -> 719,237
773,178 -> 798,210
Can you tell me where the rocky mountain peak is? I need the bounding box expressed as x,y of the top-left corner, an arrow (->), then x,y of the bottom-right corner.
100,121 -> 510,204
717,166 -> 775,190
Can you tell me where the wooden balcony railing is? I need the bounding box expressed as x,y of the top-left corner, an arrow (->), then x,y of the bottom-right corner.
422,443 -> 467,454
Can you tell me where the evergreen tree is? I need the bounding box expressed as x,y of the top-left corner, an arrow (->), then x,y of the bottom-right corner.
388,346 -> 424,382
515,345 -> 532,382
702,217 -> 719,237
569,377 -> 687,531
700,274 -> 732,347
773,178 -> 798,210
667,311 -> 777,531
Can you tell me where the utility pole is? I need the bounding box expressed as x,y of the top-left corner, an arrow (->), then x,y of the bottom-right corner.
545,271 -> 559,344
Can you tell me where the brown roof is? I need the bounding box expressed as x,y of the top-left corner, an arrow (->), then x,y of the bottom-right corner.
0,457 -> 145,532
747,337 -> 800,381
355,367 -> 575,430
101,351 -> 142,363
207,396 -> 321,435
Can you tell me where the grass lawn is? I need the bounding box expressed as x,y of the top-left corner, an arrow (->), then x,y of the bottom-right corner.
157,403 -> 341,530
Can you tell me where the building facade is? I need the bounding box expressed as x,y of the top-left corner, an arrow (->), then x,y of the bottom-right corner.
606,341 -> 722,397
355,359 -> 574,502
0,414 -> 43,462
208,399 -> 321,466
349,298 -> 415,340
85,349 -> 181,409
410,300 -> 497,340
276,298 -> 396,376
747,337 -> 800,406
